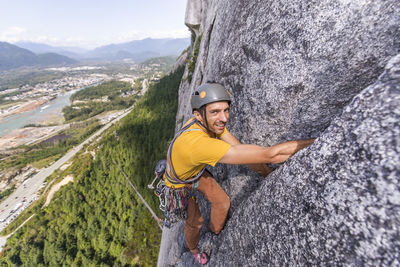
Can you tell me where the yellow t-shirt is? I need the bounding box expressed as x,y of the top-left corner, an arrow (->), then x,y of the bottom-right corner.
164,118 -> 231,188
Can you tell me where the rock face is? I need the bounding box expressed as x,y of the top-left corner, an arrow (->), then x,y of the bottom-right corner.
208,54 -> 400,266
158,0 -> 400,266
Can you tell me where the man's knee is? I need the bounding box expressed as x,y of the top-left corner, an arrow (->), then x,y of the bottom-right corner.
216,194 -> 230,213
223,195 -> 231,211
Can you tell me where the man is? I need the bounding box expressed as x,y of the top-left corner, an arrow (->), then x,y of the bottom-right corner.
164,83 -> 314,264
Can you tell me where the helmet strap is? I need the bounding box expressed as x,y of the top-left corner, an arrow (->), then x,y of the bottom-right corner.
198,107 -> 216,138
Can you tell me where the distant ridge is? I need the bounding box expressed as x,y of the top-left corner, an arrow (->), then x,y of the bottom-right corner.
85,37 -> 190,62
12,38 -> 190,63
16,42 -> 87,59
0,42 -> 77,71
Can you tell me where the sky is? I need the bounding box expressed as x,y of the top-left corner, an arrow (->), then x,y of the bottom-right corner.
0,0 -> 190,49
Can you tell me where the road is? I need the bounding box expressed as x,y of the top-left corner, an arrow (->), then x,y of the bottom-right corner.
0,106 -> 133,235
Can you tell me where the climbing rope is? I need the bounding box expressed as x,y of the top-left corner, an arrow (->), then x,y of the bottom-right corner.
113,159 -> 163,230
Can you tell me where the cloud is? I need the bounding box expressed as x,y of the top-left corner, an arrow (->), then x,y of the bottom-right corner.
0,26 -> 90,48
34,35 -> 60,44
30,36 -> 85,47
0,26 -> 27,42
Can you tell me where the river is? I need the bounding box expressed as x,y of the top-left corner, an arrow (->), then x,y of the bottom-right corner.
0,90 -> 75,137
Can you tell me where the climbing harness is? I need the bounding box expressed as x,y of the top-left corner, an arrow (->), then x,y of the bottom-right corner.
149,119 -> 204,228
150,168 -> 198,228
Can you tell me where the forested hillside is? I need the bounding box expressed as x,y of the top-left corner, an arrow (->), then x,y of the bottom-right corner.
0,66 -> 184,266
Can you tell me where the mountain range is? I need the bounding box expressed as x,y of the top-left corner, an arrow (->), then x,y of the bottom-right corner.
0,42 -> 77,71
17,38 -> 190,61
85,38 -> 190,61
0,38 -> 190,71
15,42 -> 87,59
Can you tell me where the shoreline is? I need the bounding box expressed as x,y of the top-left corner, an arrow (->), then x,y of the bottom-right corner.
0,109 -> 123,152
0,98 -> 49,122
0,124 -> 69,152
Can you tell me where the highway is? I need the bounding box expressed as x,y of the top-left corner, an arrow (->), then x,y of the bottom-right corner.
0,107 -> 132,235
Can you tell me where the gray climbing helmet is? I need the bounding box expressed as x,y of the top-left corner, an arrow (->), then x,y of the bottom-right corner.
190,83 -> 231,110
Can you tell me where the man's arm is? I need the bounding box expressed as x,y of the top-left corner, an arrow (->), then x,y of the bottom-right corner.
220,131 -> 273,176
220,133 -> 315,165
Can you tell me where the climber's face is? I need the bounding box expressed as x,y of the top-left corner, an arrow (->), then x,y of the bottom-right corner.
195,101 -> 230,135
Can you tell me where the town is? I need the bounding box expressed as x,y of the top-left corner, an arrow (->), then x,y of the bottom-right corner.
0,65 -> 169,129
1,70 -> 124,118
